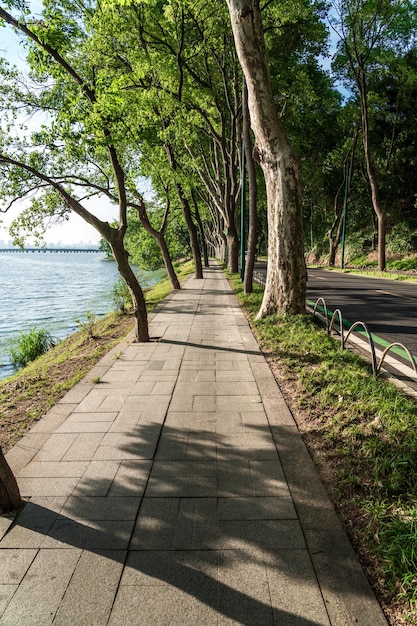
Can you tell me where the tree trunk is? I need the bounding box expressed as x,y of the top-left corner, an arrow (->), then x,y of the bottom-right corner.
242,79 -> 257,294
191,191 -> 210,268
157,233 -> 181,289
135,201 -> 180,290
164,143 -> 203,279
178,189 -> 203,278
0,448 -> 23,514
328,181 -> 345,267
227,223 -> 239,273
110,236 -> 149,342
226,0 -> 306,316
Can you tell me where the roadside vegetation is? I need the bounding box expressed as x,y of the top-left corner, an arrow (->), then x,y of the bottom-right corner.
227,272 -> 417,626
8,327 -> 56,368
0,260 -> 194,454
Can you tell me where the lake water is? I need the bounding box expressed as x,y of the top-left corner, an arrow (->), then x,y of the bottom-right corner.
0,251 -> 166,381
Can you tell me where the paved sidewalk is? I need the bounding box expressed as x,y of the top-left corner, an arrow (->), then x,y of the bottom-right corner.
1,264 -> 387,625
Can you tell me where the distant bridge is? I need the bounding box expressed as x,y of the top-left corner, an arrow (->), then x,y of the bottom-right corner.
0,248 -> 102,254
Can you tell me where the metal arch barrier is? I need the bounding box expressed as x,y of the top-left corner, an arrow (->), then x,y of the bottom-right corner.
249,280 -> 417,381
328,309 -> 345,349
378,342 -> 417,378
313,298 -> 328,330
344,321 -> 378,377
310,297 -> 417,380
253,271 -> 266,288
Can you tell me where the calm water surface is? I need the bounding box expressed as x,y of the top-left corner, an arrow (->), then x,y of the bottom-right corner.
0,251 -> 166,380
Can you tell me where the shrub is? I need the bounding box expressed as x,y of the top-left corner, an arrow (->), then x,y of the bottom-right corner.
75,311 -> 99,339
112,278 -> 132,314
8,327 -> 56,368
388,222 -> 417,255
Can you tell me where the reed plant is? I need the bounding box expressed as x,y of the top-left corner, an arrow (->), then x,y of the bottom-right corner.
8,327 -> 56,368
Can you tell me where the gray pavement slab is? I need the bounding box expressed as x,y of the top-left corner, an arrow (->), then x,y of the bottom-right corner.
0,263 -> 387,625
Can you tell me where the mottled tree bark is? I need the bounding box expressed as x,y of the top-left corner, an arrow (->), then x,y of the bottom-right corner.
242,79 -> 257,294
226,0 -> 306,316
0,448 -> 23,514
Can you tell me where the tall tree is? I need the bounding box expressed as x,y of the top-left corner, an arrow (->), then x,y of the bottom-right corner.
332,0 -> 417,270
226,0 -> 306,316
0,5 -> 151,340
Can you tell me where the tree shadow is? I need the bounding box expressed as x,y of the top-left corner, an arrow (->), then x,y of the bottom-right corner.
1,418 -> 383,625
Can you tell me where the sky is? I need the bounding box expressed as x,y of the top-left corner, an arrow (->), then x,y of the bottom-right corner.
0,5 -> 120,245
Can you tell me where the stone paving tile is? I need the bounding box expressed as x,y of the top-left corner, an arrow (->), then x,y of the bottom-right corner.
120,549 -> 218,587
30,433 -> 78,463
173,498 -> 219,550
130,498 -> 179,550
155,432 -> 217,461
139,372 -> 178,381
177,369 -> 216,382
62,433 -> 105,461
65,411 -> 119,423
215,359 -> 253,371
59,496 -> 142,521
216,370 -> 254,382
266,550 -> 332,626
192,395 -> 217,412
53,549 -> 126,626
73,460 -> 120,497
0,517 -> 14,542
92,440 -> 158,461
217,520 -> 306,550
217,496 -> 296,520
0,549 -> 81,625
263,396 -> 297,427
305,529 -> 388,626
74,393 -> 127,413
86,381 -> 137,393
108,585 -> 219,626
55,420 -> 112,433
217,550 -> 273,625
121,395 -> 170,413
17,477 -> 80,498
164,412 -> 217,431
174,381 -> 260,397
129,381 -> 157,395
108,412 -> 142,433
102,369 -> 143,382
0,549 -> 38,584
145,474 -> 218,498
108,460 -> 152,497
0,585 -> 17,617
27,407 -> 75,434
17,461 -> 89,478
41,518 -> 135,550
151,460 -> 217,476
57,384 -> 92,404
216,395 -> 263,410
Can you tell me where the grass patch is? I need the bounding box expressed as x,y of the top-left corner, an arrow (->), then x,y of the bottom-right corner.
0,260 -> 195,453
227,271 -> 417,623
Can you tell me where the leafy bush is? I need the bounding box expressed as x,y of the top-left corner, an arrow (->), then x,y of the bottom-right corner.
387,258 -> 417,272
388,222 -> 417,255
8,327 -> 56,368
75,311 -> 99,339
112,278 -> 132,313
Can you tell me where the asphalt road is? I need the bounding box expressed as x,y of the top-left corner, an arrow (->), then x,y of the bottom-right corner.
306,268 -> 417,359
